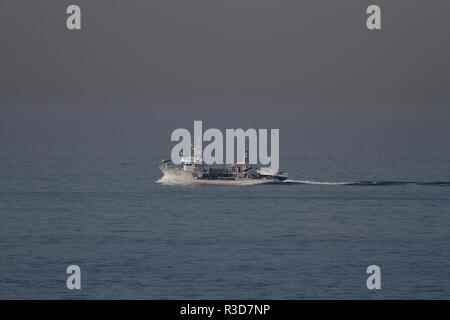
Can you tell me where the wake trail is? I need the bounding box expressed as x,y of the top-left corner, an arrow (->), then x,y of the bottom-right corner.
283,180 -> 450,186
283,179 -> 353,185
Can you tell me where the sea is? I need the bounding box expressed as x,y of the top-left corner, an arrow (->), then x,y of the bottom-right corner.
0,150 -> 449,299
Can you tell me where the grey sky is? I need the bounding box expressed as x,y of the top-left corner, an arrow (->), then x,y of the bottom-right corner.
1,1 -> 449,155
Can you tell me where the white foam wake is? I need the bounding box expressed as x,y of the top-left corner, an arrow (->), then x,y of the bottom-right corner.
283,179 -> 354,185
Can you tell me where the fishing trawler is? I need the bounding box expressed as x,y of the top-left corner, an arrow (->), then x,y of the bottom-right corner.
158,150 -> 288,185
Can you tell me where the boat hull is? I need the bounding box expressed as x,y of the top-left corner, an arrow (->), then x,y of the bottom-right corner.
157,167 -> 280,185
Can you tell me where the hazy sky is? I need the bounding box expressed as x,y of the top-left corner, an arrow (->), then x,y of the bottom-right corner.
1,1 -> 449,156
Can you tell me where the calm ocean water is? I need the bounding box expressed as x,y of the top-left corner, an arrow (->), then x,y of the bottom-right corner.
0,151 -> 449,299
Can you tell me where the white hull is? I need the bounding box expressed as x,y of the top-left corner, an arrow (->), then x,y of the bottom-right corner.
157,168 -> 276,185
156,168 -> 195,184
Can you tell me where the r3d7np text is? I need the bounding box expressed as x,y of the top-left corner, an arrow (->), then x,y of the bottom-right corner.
224,304 -> 270,315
